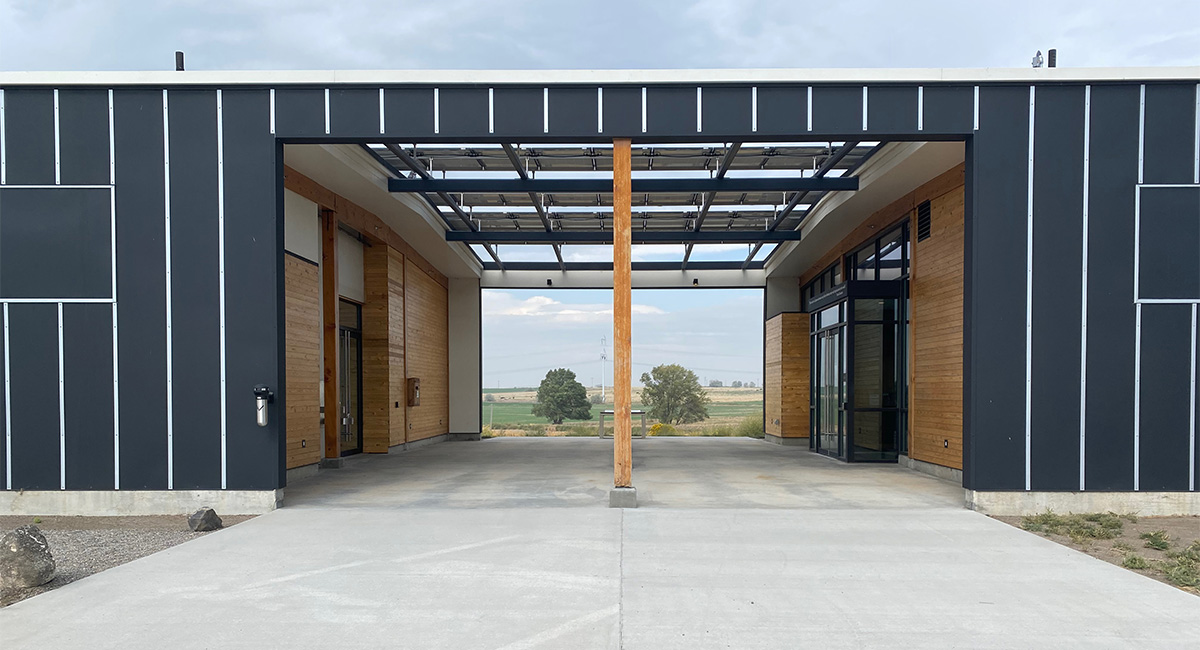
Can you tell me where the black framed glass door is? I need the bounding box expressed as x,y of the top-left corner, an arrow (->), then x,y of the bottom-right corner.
809,282 -> 907,463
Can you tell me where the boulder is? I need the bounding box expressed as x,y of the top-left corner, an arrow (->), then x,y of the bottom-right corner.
0,525 -> 56,589
188,508 -> 223,532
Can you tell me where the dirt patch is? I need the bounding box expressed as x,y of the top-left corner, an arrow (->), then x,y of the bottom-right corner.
0,514 -> 254,607
994,513 -> 1200,595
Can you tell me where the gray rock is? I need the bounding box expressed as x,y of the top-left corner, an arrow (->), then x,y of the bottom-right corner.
188,508 -> 223,532
0,525 -> 56,589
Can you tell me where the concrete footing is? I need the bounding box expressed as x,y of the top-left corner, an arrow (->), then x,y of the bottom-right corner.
900,454 -> 963,485
609,487 -> 638,508
966,489 -> 1200,516
763,434 -> 810,447
285,463 -> 320,484
319,457 -> 344,469
0,489 -> 283,516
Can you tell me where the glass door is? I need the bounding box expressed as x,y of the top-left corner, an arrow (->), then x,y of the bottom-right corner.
812,305 -> 846,459
848,298 -> 903,462
338,300 -> 363,456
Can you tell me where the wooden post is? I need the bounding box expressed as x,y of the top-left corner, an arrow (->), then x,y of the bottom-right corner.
613,138 -> 633,488
321,209 -> 341,459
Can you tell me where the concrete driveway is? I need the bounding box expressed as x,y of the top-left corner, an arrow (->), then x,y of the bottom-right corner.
2,438 -> 1198,649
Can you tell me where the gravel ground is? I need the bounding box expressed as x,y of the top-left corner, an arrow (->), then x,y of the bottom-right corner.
0,515 -> 254,607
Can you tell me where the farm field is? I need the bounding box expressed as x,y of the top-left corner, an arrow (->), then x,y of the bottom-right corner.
480,386 -> 764,437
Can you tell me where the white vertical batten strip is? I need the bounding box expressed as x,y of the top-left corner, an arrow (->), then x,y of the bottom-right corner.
53,89 -> 60,184
162,89 -> 174,489
597,88 -> 603,133
1025,85 -> 1035,491
323,89 -> 330,135
543,87 -> 549,134
216,90 -> 227,490
1134,303 -> 1142,490
861,86 -> 868,131
1191,304 -> 1197,491
1134,84 -> 1145,491
433,88 -> 440,134
107,90 -> 115,184
806,86 -> 813,131
641,87 -> 647,133
917,86 -> 924,131
973,86 -> 980,131
487,88 -> 494,134
751,86 -> 758,132
108,92 -> 118,489
269,89 -> 275,135
0,88 -> 6,184
1194,83 -> 1199,183
378,88 -> 385,135
1080,85 -> 1091,491
1138,85 -> 1145,184
2,304 -> 9,489
696,87 -> 702,133
57,303 -> 65,490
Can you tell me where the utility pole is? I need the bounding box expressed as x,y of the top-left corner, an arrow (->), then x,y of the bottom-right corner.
600,336 -> 608,402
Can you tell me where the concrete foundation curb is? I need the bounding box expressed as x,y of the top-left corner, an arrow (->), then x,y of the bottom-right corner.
0,489 -> 283,516
763,434 -> 810,446
966,490 -> 1200,516
900,454 -> 963,485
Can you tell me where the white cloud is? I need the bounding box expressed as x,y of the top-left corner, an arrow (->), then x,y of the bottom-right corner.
483,292 -> 664,325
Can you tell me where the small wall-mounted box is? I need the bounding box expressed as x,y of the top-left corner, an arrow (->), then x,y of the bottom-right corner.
407,377 -> 421,407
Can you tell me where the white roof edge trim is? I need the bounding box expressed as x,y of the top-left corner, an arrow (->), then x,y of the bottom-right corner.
1,66 -> 1198,86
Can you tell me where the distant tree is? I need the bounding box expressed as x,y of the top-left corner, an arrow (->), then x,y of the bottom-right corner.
531,368 -> 593,424
484,393 -> 496,402
709,380 -> 724,388
642,364 -> 711,425
731,380 -> 743,388
589,392 -> 604,405
748,381 -> 756,388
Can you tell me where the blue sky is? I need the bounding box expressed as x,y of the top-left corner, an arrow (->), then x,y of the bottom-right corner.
483,289 -> 763,388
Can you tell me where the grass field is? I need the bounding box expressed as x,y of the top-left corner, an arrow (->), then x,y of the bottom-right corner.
480,386 -> 764,437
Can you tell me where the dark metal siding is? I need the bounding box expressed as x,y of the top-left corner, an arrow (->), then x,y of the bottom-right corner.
547,87 -> 598,137
329,88 -> 379,139
113,89 -> 169,490
57,89 -> 110,185
967,85 -> 1030,490
274,88 -> 324,138
382,88 -> 434,136
1142,84 -> 1197,184
1083,84 -> 1140,491
867,85 -> 918,135
493,87 -> 542,138
7,304 -> 60,490
438,87 -> 488,137
0,188 -> 111,299
167,90 -> 222,490
221,89 -> 281,490
3,89 -> 55,185
1029,85 -> 1085,490
1138,304 -> 1192,490
63,303 -> 114,489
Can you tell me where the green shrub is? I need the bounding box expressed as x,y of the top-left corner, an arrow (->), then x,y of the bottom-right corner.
1020,511 -> 1132,542
1122,554 -> 1150,570
1140,530 -> 1171,551
736,415 -> 765,438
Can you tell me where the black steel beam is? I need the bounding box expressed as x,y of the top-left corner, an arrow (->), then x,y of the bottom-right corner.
741,141 -> 859,269
684,142 -> 741,270
447,231 -> 804,244
389,176 -> 859,194
501,143 -> 564,271
383,143 -> 504,269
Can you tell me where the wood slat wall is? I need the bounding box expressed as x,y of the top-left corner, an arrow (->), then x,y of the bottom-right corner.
361,243 -> 393,453
283,165 -> 449,459
764,312 -> 809,439
284,254 -> 322,469
405,258 -> 450,443
796,164 -> 966,470
909,185 -> 965,470
388,249 -> 408,447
